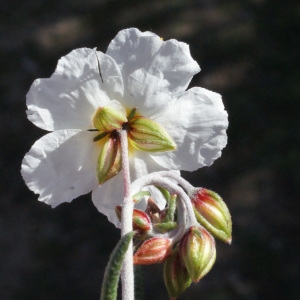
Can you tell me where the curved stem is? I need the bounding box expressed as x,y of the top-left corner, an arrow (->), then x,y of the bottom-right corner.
153,171 -> 194,192
119,130 -> 134,300
130,172 -> 198,240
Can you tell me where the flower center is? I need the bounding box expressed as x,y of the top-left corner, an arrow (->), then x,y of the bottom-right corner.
91,102 -> 177,184
92,103 -> 176,153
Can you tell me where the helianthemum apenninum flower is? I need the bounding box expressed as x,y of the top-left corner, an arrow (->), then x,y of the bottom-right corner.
21,28 -> 228,226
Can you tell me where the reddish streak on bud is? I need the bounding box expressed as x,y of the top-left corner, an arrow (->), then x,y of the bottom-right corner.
133,237 -> 172,265
191,188 -> 232,244
115,206 -> 152,232
132,209 -> 152,232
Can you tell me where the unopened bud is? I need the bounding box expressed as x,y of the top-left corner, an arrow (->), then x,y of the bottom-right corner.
190,188 -> 232,244
164,246 -> 191,299
133,237 -> 172,265
128,116 -> 176,152
115,206 -> 152,233
179,226 -> 216,282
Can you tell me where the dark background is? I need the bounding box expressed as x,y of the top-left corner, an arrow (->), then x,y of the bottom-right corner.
1,0 -> 299,299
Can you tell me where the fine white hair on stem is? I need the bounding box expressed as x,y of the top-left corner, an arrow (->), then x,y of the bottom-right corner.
119,130 -> 134,300
148,170 -> 194,192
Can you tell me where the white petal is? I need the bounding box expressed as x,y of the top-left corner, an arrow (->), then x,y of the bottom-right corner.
26,48 -> 124,131
130,150 -> 165,180
92,172 -> 124,227
92,151 -> 170,227
21,130 -> 100,207
151,87 -> 228,171
107,28 -> 200,117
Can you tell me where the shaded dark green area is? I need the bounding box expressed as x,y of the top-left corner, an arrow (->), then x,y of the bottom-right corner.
1,0 -> 299,299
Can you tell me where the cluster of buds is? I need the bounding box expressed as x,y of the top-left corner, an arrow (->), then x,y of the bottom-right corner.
164,226 -> 216,299
116,171 -> 232,299
116,192 -> 178,265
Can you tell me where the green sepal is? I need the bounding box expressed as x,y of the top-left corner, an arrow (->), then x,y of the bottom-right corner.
127,108 -> 137,122
128,116 -> 176,152
156,186 -> 171,202
164,246 -> 192,300
93,106 -> 127,132
154,221 -> 177,233
93,131 -> 109,142
97,135 -> 122,184
156,187 -> 177,223
100,231 -> 135,300
163,193 -> 177,222
132,191 -> 151,203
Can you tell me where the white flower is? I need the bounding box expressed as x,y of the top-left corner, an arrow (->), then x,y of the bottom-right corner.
21,28 -> 228,226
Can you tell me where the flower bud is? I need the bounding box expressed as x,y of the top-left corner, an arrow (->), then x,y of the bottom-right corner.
190,188 -> 232,244
97,135 -> 122,184
164,247 -> 192,299
128,116 -> 176,152
115,206 -> 152,233
133,237 -> 172,265
179,226 -> 216,282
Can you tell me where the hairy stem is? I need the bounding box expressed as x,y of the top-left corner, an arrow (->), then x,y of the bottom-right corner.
154,171 -> 194,192
119,130 -> 134,300
130,172 -> 198,240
